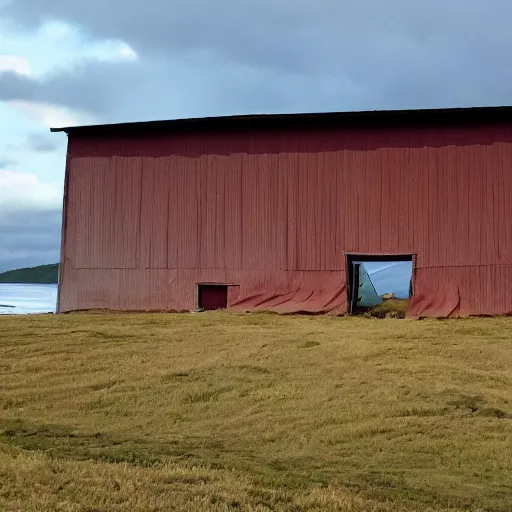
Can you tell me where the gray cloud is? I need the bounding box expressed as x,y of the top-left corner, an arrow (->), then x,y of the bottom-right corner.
0,209 -> 61,272
2,0 -> 512,272
0,62 -> 127,115
4,1 -> 511,75
0,157 -> 17,168
25,133 -> 60,152
3,0 -> 512,126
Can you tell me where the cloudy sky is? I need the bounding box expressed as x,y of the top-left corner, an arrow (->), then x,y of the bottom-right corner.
1,1 -> 512,272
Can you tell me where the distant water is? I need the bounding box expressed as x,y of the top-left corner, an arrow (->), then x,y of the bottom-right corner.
0,284 -> 58,315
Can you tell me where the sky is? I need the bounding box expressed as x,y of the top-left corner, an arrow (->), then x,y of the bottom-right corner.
1,1 -> 512,272
364,261 -> 412,298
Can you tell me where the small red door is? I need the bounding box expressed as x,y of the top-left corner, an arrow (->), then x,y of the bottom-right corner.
199,285 -> 228,311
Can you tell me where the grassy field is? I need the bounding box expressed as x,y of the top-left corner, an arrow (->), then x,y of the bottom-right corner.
1,312 -> 512,511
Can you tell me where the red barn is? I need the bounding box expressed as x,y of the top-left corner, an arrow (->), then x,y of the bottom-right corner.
52,106 -> 512,317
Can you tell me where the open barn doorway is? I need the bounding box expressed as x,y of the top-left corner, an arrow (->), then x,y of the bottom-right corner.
346,254 -> 414,316
198,284 -> 228,311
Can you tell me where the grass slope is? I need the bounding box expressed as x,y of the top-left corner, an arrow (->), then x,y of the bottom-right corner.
1,312 -> 512,511
0,263 -> 58,284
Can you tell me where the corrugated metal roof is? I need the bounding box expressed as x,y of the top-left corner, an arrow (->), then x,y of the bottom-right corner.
50,105 -> 512,136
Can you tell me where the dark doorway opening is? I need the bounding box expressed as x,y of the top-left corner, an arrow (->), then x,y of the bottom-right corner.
198,285 -> 228,311
346,254 -> 414,315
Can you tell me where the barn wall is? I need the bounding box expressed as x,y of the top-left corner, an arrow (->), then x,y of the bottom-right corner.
58,122 -> 512,317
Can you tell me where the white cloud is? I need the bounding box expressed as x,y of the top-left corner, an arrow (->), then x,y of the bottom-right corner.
0,54 -> 31,76
0,169 -> 62,215
7,100 -> 94,128
85,40 -> 139,62
117,43 -> 138,61
39,20 -> 72,39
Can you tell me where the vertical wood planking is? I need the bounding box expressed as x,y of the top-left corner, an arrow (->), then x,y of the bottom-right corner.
139,157 -> 154,269
167,156 -> 179,269
149,157 -> 170,268
224,153 -> 242,270
112,157 -> 142,269
176,155 -> 199,269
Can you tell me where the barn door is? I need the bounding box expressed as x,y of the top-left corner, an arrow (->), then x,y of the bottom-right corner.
198,285 -> 228,311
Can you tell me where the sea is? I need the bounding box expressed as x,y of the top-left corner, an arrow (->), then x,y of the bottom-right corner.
0,284 -> 58,315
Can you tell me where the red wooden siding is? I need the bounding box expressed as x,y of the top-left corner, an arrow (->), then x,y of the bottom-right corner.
58,121 -> 512,317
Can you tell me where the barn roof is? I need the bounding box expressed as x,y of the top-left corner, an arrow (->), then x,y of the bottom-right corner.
50,105 -> 512,136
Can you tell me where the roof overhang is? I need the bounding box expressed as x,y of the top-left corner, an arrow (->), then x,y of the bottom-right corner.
50,105 -> 512,136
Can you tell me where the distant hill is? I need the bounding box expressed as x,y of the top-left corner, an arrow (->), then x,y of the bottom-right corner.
0,264 -> 59,284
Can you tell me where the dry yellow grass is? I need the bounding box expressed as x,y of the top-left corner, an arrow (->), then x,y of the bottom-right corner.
367,299 -> 409,318
1,312 -> 512,511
